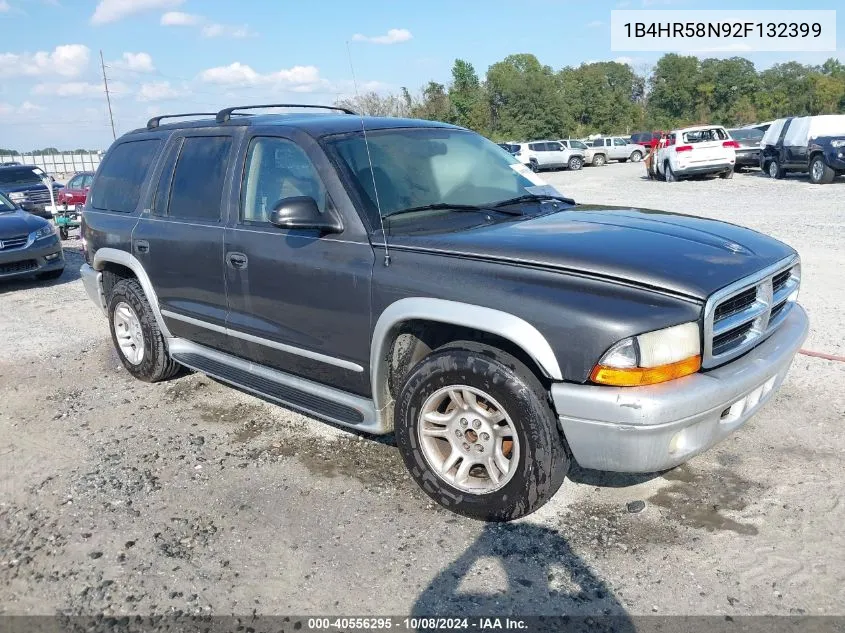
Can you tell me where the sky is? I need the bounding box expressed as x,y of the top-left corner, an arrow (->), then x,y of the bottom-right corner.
0,0 -> 842,150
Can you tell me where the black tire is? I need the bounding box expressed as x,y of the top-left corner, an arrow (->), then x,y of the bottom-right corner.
36,268 -> 64,281
664,161 -> 677,182
59,226 -> 69,240
568,156 -> 583,171
107,278 -> 180,382
529,159 -> 540,173
592,154 -> 606,167
394,341 -> 570,521
630,150 -> 643,162
768,159 -> 783,179
720,168 -> 734,179
809,155 -> 835,184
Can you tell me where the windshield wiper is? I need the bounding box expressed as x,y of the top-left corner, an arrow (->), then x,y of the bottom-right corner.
383,203 -> 522,219
493,194 -> 575,208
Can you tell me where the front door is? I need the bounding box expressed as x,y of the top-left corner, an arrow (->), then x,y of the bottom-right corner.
132,129 -> 239,354
224,133 -> 374,395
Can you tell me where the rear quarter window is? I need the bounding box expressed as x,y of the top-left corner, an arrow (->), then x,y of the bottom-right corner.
91,139 -> 161,213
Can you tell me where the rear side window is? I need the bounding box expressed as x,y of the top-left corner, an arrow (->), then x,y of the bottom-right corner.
683,128 -> 728,143
168,136 -> 232,221
90,139 -> 160,213
528,143 -> 543,151
613,138 -> 627,146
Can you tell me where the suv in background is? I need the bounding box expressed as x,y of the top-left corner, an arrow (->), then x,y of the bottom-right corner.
80,105 -> 807,521
655,125 -> 738,182
0,190 -> 65,281
761,115 -> 845,184
558,139 -> 605,166
727,127 -> 764,170
514,141 -> 584,171
586,136 -> 646,163
0,165 -> 63,219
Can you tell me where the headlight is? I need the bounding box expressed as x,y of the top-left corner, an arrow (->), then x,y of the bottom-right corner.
9,192 -> 26,202
830,140 -> 845,148
590,322 -> 701,387
30,224 -> 57,241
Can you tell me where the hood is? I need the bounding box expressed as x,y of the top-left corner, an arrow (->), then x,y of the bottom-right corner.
0,182 -> 59,194
388,205 -> 796,300
0,208 -> 47,239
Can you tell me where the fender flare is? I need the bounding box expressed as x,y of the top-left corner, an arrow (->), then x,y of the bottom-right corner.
370,297 -> 563,422
92,247 -> 172,339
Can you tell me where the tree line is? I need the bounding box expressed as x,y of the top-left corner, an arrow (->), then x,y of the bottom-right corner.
337,53 -> 845,141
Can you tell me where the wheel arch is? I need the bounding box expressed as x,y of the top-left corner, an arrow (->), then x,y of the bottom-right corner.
92,247 -> 172,338
371,298 -> 562,427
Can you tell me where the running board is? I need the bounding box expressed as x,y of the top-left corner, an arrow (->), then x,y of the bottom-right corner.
168,339 -> 387,434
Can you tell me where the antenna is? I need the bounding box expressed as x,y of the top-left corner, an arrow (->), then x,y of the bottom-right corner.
346,41 -> 390,267
100,50 -> 116,140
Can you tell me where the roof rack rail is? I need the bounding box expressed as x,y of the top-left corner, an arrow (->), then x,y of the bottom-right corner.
146,112 -> 219,130
216,103 -> 357,123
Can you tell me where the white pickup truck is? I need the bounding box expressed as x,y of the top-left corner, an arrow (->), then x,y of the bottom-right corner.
586,136 -> 646,163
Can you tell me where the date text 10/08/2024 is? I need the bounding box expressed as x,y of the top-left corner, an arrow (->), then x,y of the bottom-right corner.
307,618 -> 528,631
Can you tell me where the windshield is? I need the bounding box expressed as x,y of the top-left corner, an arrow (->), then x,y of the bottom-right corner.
0,192 -> 16,213
569,140 -> 588,149
729,128 -> 763,141
0,166 -> 44,186
326,128 -> 549,224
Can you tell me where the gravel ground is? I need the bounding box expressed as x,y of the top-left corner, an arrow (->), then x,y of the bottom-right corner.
1,164 -> 843,625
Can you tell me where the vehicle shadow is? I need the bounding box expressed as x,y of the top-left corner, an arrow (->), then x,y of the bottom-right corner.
567,463 -> 663,487
411,522 -> 635,632
0,244 -> 83,294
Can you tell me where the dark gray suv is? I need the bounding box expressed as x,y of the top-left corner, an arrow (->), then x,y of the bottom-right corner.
80,105 -> 808,521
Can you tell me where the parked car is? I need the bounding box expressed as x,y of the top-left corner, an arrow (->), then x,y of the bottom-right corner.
760,115 -> 845,184
0,165 -> 63,219
727,127 -> 765,170
558,139 -> 606,166
514,141 -> 585,171
0,190 -> 65,281
630,131 -> 662,147
586,136 -> 646,163
655,125 -> 738,182
57,171 -> 95,209
80,106 -> 807,521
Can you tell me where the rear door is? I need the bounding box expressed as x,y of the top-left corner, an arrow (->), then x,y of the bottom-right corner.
528,142 -> 549,167
546,141 -> 567,167
132,129 -> 240,354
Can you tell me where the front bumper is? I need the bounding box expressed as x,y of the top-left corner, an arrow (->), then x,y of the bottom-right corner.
552,305 -> 808,472
0,235 -> 64,279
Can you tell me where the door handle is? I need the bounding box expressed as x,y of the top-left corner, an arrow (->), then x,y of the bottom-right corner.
227,252 -> 248,269
135,240 -> 150,254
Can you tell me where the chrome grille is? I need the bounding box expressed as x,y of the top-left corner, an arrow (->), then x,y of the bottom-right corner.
25,188 -> 52,205
703,257 -> 801,368
0,235 -> 28,250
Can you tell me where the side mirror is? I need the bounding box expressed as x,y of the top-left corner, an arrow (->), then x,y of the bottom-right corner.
268,196 -> 342,234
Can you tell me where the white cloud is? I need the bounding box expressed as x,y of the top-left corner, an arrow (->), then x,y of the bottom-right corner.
91,0 -> 182,25
586,20 -> 604,28
137,80 -> 185,101
0,44 -> 90,78
0,1 -> 10,13
160,11 -> 201,26
351,28 -> 412,45
32,81 -> 128,98
111,52 -> 155,73
199,62 -> 324,91
0,101 -> 46,116
613,56 -> 634,65
201,23 -> 253,38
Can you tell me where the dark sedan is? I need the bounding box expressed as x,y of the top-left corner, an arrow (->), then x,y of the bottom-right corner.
728,127 -> 764,169
0,191 -> 65,281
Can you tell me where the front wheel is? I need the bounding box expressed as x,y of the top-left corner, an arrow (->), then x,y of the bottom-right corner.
107,278 -> 181,382
664,161 -> 677,182
809,156 -> 835,184
592,154 -> 606,166
629,151 -> 643,163
394,342 -> 570,521
568,156 -> 583,171
529,160 -> 540,173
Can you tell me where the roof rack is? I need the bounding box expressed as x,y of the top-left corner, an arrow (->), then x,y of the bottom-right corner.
216,104 -> 357,123
146,112 -> 219,130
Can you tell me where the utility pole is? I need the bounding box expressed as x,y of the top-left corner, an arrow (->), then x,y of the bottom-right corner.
100,50 -> 116,140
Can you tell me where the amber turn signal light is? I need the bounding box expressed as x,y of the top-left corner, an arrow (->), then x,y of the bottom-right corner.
590,355 -> 702,387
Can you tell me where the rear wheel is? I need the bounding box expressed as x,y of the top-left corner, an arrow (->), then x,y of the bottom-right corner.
664,161 -> 677,182
768,159 -> 783,179
809,156 -> 835,184
630,150 -> 643,162
394,342 -> 570,521
107,278 -> 181,382
529,159 -> 540,173
568,156 -> 583,171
